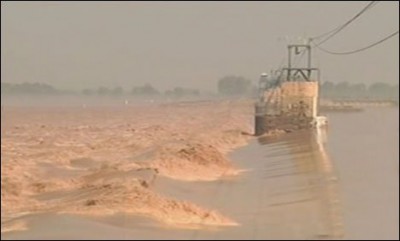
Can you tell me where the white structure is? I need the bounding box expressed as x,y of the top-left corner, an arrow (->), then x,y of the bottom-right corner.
312,116 -> 328,128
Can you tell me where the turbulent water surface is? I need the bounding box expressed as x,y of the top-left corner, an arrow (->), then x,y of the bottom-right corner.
1,105 -> 398,240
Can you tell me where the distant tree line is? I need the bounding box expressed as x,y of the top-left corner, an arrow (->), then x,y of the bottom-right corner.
217,75 -> 254,96
1,82 -> 63,95
1,82 -> 202,99
2,80 -> 398,101
320,81 -> 399,100
81,86 -> 124,97
81,84 -> 200,98
215,76 -> 399,100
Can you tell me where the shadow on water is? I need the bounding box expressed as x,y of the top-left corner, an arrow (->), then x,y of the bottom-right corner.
257,129 -> 344,239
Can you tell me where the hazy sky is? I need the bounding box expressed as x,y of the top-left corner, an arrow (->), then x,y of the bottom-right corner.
1,1 -> 399,91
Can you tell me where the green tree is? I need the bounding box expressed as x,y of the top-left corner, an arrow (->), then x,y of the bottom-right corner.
131,84 -> 160,96
97,86 -> 110,96
82,88 -> 94,96
350,83 -> 367,99
321,81 -> 335,98
217,75 -> 251,96
368,82 -> 392,99
111,87 -> 123,96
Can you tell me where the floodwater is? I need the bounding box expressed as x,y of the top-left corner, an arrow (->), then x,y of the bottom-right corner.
323,107 -> 399,240
2,107 -> 399,240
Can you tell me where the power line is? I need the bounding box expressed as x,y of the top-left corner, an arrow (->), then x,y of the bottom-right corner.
312,1 -> 377,41
312,1 -> 379,46
312,30 -> 399,55
311,26 -> 342,41
314,1 -> 378,45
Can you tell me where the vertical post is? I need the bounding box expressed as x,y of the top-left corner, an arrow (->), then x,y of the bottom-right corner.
288,46 -> 292,81
317,69 -> 321,116
307,45 -> 312,80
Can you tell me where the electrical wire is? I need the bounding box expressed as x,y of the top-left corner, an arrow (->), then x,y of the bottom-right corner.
312,1 -> 379,46
312,30 -> 398,55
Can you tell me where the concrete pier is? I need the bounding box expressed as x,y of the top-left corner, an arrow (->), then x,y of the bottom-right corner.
255,81 -> 320,135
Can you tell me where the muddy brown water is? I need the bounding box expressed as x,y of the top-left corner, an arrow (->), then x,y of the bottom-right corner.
2,107 -> 398,240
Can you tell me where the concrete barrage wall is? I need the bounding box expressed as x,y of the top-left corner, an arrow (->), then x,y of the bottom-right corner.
258,81 -> 319,134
